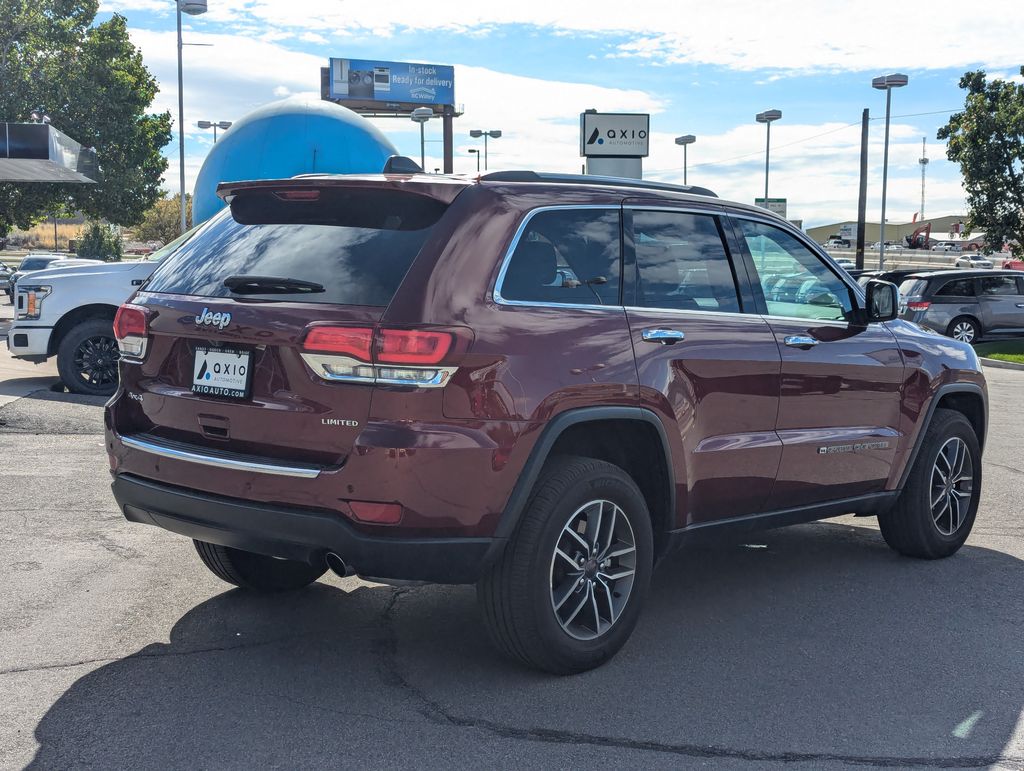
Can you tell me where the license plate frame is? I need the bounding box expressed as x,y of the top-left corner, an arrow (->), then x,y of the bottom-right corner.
192,346 -> 253,399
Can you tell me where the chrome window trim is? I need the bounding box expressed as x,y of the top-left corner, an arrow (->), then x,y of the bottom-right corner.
622,306 -> 768,323
120,434 -> 322,478
300,353 -> 457,388
492,204 -> 623,310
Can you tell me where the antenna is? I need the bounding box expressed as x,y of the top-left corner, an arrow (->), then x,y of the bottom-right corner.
918,137 -> 929,221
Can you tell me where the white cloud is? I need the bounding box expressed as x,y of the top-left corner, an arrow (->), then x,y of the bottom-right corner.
111,0 -> 1024,73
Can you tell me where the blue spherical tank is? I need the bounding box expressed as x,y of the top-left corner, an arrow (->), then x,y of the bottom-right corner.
191,96 -> 399,223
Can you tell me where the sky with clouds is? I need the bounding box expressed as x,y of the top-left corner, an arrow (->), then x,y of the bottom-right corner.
99,0 -> 1024,228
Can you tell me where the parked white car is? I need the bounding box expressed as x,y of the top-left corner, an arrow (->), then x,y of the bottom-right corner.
5,229 -> 195,395
954,253 -> 993,269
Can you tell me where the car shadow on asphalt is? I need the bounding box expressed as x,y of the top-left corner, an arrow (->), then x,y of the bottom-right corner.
27,521 -> 1024,767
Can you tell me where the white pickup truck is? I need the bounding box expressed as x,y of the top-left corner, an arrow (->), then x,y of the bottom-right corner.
5,230 -> 193,395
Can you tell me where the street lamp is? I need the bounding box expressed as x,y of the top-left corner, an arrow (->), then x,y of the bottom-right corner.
411,107 -> 433,171
468,148 -> 480,172
176,0 -> 207,235
674,134 -> 696,185
755,110 -> 782,207
197,120 -> 231,142
872,73 -> 909,269
469,129 -> 502,170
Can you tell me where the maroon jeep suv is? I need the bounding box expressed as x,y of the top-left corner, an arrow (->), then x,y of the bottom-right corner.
106,167 -> 987,674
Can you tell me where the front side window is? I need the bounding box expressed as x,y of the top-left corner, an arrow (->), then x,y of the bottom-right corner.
978,276 -> 1021,296
738,219 -> 853,322
632,210 -> 740,312
499,209 -> 620,305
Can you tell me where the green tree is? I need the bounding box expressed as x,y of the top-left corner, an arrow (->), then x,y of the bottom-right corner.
76,220 -> 123,261
0,1 -> 172,237
134,194 -> 192,244
938,67 -> 1024,251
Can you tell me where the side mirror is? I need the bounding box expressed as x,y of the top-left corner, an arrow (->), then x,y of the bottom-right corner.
865,279 -> 899,322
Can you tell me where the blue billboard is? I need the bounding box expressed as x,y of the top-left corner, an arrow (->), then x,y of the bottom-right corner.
328,58 -> 455,107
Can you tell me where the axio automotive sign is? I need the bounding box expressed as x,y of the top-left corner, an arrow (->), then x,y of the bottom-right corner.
329,58 -> 455,106
580,113 -> 650,158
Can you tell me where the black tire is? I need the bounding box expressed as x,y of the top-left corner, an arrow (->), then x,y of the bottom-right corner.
56,318 -> 120,396
193,540 -> 326,592
477,455 -> 654,674
878,409 -> 981,559
946,315 -> 981,344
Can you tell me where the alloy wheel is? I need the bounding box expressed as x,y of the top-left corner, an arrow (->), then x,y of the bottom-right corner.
549,499 -> 637,641
72,335 -> 120,388
951,322 -> 976,343
930,437 -> 974,536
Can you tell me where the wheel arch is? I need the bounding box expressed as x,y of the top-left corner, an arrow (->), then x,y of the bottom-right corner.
897,383 -> 987,490
48,303 -> 119,356
492,407 -> 676,560
946,314 -> 983,341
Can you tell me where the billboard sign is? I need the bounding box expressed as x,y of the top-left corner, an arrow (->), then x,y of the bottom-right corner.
754,197 -> 787,218
839,223 -> 857,241
580,113 -> 649,158
328,58 -> 455,107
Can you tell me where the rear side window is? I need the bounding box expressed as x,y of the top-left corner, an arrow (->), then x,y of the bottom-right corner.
498,209 -> 620,306
899,279 -> 926,296
978,276 -> 1021,295
145,188 -> 445,306
935,278 -> 976,297
633,210 -> 740,312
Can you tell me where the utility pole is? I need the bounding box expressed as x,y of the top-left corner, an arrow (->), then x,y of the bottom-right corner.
919,137 -> 928,222
855,108 -> 869,270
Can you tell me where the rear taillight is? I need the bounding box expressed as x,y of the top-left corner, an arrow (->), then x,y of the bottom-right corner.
113,303 -> 149,360
907,301 -> 931,312
300,325 -> 458,388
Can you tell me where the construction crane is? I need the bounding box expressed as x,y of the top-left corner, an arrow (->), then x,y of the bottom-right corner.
919,137 -> 929,221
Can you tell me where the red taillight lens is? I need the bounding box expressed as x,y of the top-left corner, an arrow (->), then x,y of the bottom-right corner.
274,189 -> 321,201
113,303 -> 149,359
377,329 -> 453,364
303,327 -> 374,360
113,303 -> 147,339
907,301 -> 931,312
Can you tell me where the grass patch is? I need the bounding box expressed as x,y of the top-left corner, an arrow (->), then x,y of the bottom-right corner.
974,339 -> 1024,364
987,353 -> 1024,364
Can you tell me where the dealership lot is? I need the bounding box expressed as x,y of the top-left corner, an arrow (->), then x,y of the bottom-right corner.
0,360 -> 1021,768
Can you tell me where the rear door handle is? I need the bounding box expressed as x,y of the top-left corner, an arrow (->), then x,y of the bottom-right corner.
784,335 -> 819,348
642,328 -> 685,344
1016,303 -> 1024,308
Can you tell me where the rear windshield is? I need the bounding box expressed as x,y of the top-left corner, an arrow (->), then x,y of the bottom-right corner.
899,279 -> 926,297
144,188 -> 444,306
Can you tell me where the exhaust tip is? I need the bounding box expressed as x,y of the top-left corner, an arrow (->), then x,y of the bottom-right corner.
325,552 -> 351,578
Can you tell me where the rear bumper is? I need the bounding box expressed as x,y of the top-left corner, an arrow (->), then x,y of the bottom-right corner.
111,473 -> 501,584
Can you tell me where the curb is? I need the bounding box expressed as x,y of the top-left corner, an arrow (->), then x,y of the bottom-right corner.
980,357 -> 1024,371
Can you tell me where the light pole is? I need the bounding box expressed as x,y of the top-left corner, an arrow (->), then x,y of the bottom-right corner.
755,110 -> 782,207
197,120 -> 231,142
674,134 -> 696,185
469,129 -> 502,170
468,148 -> 480,172
411,107 -> 433,171
176,0 -> 207,234
872,73 -> 909,269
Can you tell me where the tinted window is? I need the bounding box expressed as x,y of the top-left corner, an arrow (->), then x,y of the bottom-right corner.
145,206 -> 437,307
633,210 -> 740,312
499,209 -> 620,305
19,257 -> 55,271
738,219 -> 852,321
899,279 -> 926,297
979,276 -> 1021,295
936,278 -> 976,297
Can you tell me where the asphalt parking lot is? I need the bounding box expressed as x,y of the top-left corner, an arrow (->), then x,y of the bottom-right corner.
0,362 -> 1022,768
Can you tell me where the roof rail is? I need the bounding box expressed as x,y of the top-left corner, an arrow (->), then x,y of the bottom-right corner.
479,170 -> 717,198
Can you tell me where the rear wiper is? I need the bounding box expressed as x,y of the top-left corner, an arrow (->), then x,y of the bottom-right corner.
223,275 -> 325,294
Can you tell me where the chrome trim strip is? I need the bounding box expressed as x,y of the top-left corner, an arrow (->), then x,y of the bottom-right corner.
623,305 -> 766,322
120,435 -> 322,478
299,353 -> 457,389
493,204 -> 621,310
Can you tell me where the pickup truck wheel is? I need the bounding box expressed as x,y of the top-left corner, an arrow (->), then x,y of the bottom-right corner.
878,409 -> 981,559
56,318 -> 120,396
193,540 -> 326,592
477,455 -> 653,674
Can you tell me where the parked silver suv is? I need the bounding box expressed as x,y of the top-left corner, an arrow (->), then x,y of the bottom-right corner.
899,270 -> 1024,343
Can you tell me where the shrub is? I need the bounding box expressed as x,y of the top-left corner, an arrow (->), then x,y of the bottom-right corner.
76,222 -> 123,261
